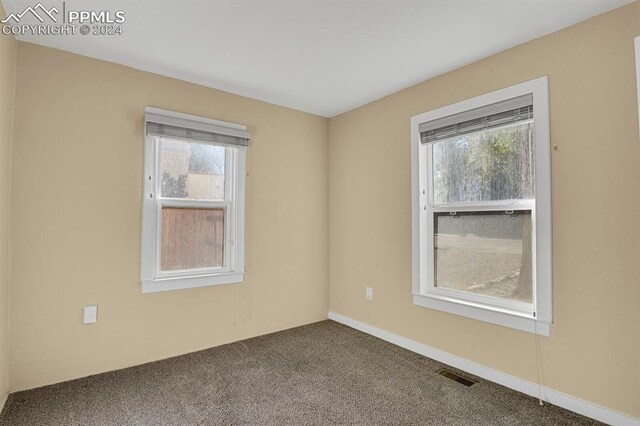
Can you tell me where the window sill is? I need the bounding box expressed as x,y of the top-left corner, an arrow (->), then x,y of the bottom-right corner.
412,293 -> 550,336
141,272 -> 244,294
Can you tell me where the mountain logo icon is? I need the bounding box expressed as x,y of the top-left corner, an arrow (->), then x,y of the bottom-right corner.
1,3 -> 59,24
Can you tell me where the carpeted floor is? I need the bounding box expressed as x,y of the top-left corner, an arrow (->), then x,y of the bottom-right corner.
0,320 -> 601,425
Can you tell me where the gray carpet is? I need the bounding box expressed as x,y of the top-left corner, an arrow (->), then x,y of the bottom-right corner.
0,320 -> 600,425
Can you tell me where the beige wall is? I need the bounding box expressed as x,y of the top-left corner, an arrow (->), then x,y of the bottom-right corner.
0,3 -> 16,410
329,2 -> 640,418
10,42 -> 329,391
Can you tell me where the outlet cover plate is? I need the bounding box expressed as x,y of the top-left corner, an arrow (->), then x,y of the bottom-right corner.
84,305 -> 98,324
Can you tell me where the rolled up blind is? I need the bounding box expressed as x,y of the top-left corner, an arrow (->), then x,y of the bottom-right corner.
145,107 -> 251,147
420,94 -> 533,144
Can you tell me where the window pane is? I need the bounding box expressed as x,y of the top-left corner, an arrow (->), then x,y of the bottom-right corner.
159,138 -> 225,200
434,210 -> 532,304
161,207 -> 224,271
432,123 -> 534,204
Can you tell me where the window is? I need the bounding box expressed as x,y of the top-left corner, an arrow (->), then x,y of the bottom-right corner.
141,108 -> 250,293
411,77 -> 552,335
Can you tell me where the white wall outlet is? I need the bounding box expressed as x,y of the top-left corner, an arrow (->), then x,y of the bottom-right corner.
366,287 -> 373,301
83,305 -> 98,324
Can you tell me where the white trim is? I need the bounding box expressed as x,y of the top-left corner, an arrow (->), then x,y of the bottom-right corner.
410,76 -> 552,334
530,77 -> 553,323
141,272 -> 244,294
328,312 -> 640,426
235,149 -> 247,274
413,294 -> 550,336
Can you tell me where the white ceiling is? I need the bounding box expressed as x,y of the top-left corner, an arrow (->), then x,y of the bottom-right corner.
2,0 -> 634,117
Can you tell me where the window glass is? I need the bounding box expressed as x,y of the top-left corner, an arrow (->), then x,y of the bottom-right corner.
159,138 -> 225,200
432,123 -> 535,204
434,210 -> 532,304
161,207 -> 225,271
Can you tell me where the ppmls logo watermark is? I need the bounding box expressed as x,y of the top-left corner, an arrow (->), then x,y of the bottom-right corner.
2,2 -> 126,36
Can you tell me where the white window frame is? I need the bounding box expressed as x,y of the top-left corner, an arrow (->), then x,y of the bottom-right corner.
411,77 -> 552,336
141,108 -> 247,294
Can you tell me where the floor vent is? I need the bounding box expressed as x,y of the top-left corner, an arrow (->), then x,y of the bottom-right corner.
437,368 -> 478,387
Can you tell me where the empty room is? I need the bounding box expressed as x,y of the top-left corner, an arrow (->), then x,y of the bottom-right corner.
0,0 -> 638,424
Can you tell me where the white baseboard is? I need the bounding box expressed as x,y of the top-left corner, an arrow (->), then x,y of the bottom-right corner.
328,312 -> 639,426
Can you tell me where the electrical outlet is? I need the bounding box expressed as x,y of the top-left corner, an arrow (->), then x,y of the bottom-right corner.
366,287 -> 373,301
83,305 -> 98,324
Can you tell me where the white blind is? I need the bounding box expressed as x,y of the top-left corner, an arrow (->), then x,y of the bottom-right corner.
145,107 -> 251,147
420,94 -> 533,144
